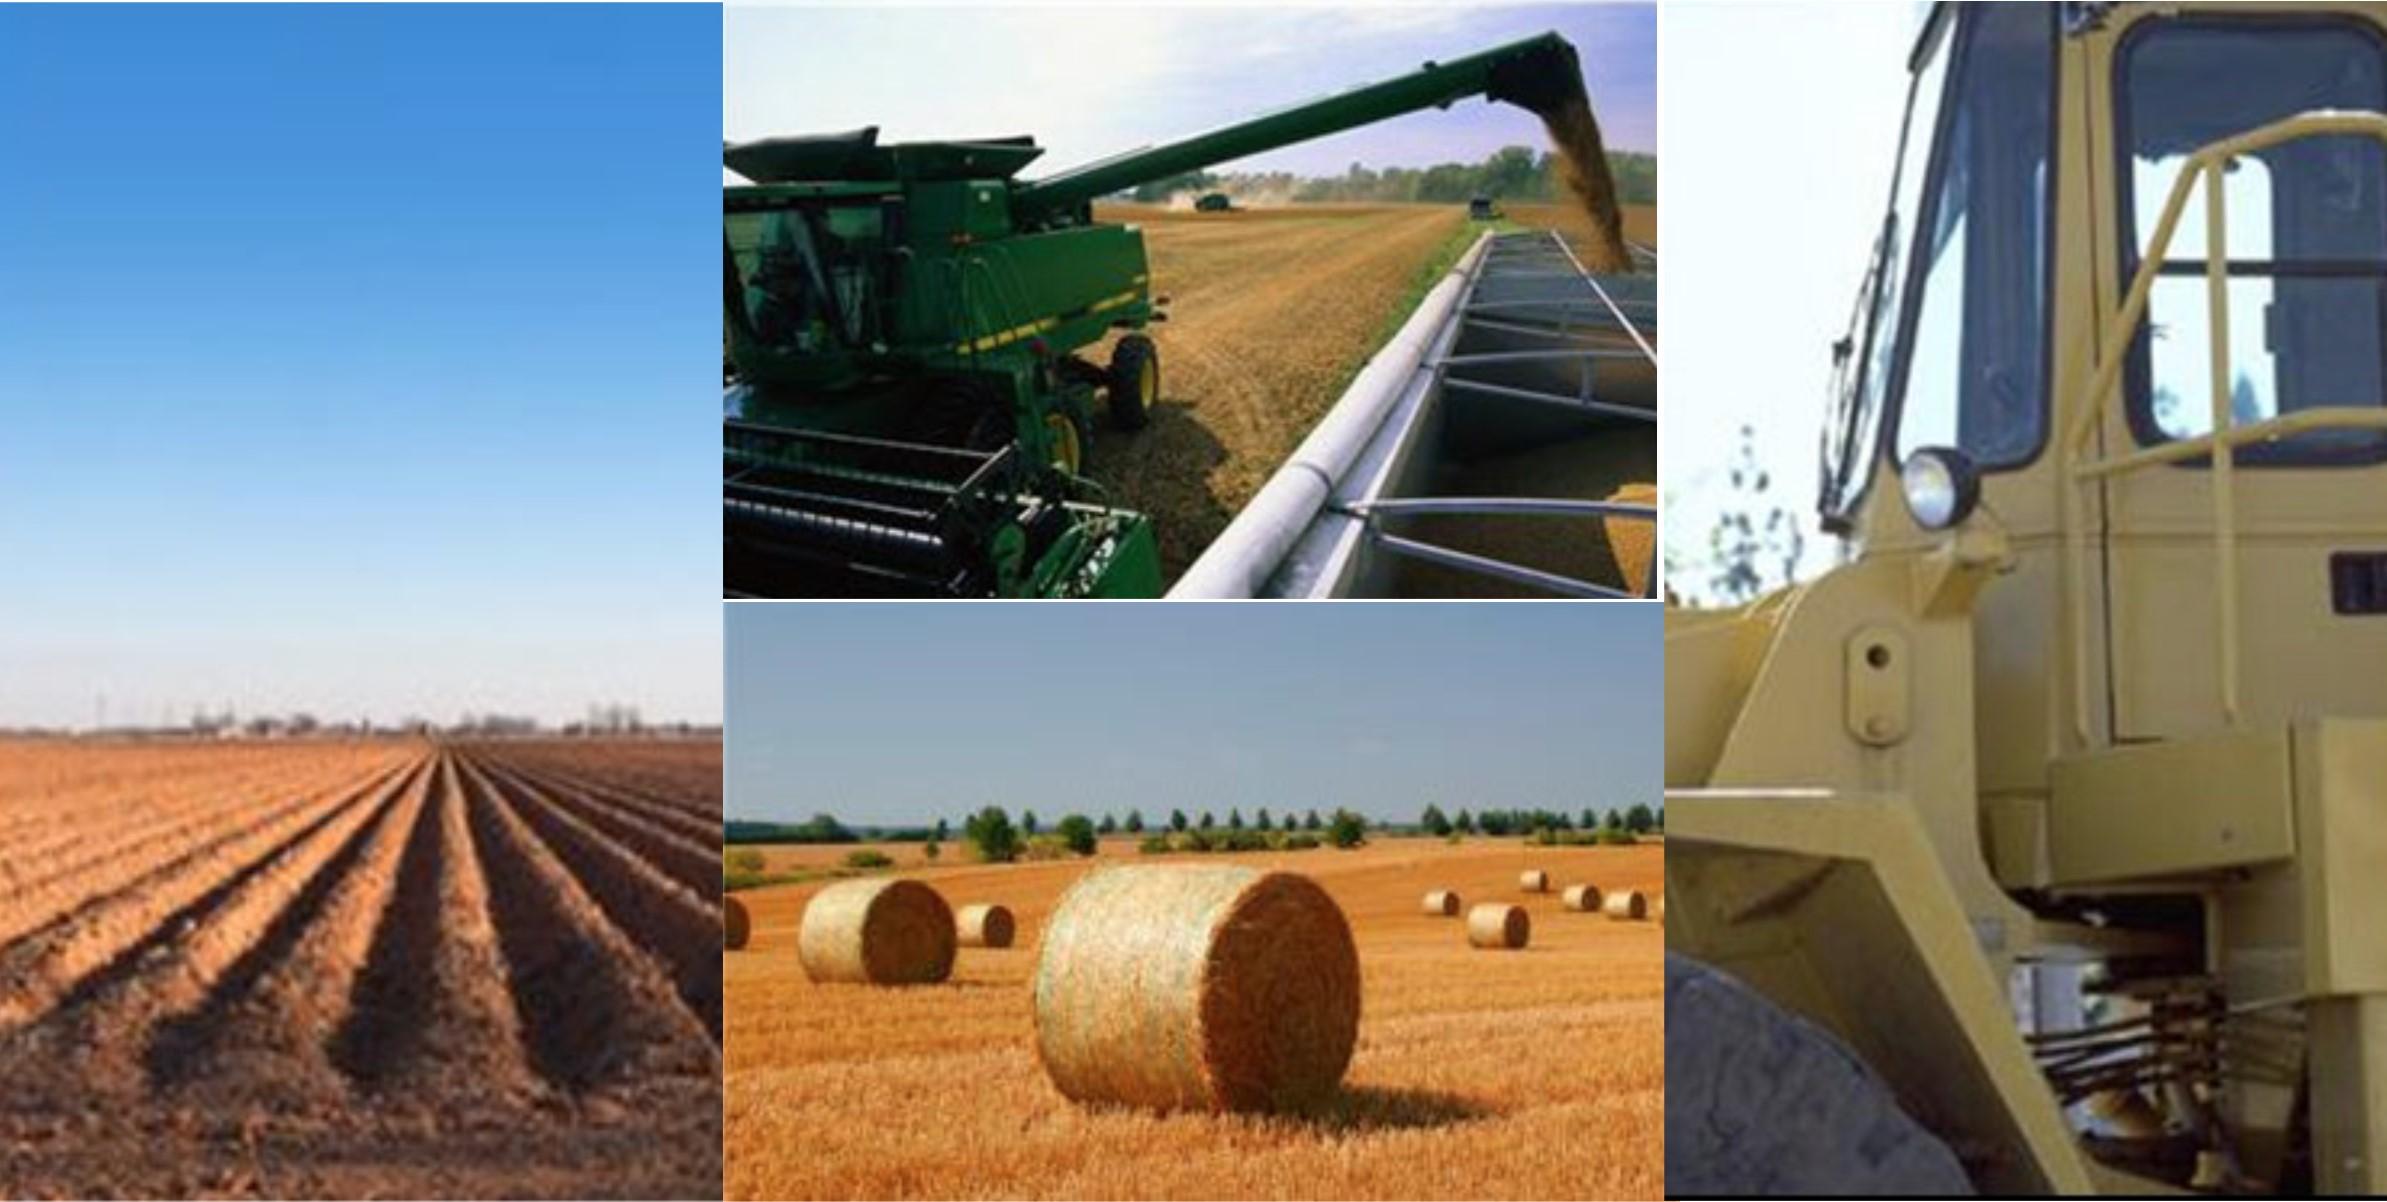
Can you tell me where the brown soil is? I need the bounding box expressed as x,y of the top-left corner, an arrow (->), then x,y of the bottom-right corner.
1087,203 -> 1467,580
0,737 -> 722,1200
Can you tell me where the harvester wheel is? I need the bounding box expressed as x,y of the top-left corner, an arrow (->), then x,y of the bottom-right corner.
1106,335 -> 1158,432
1043,407 -> 1090,477
1665,952 -> 1974,1196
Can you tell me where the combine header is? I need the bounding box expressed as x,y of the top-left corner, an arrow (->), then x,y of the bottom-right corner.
723,32 -> 1625,597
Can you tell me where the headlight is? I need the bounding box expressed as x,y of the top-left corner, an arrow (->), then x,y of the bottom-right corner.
1901,447 -> 1981,531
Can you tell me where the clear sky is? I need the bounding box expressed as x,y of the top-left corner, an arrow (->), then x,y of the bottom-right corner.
1661,3 -> 1918,603
0,5 -> 722,729
724,4 -> 1654,182
725,603 -> 1661,828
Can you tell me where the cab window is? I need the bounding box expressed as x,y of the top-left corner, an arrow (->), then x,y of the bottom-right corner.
2119,17 -> 2387,465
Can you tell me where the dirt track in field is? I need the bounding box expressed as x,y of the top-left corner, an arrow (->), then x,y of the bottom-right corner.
1086,203 -> 1466,578
0,738 -> 721,1200
727,838 -> 1663,1200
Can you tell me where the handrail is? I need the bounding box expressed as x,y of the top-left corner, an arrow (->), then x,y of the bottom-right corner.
2061,109 -> 2387,744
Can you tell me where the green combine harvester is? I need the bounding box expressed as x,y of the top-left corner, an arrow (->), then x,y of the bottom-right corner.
723,31 -> 1607,597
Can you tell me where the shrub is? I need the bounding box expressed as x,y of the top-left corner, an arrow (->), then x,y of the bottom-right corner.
1328,808 -> 1367,849
1057,813 -> 1098,856
725,847 -> 767,875
1280,832 -> 1321,850
965,805 -> 1020,863
1138,835 -> 1172,855
1023,833 -> 1075,861
1178,828 -> 1215,853
1223,828 -> 1269,852
845,849 -> 894,869
923,840 -> 941,862
1597,828 -> 1638,846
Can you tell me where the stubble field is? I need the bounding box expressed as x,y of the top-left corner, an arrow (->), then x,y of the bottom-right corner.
0,737 -> 722,1199
725,837 -> 1664,1200
1084,201 -> 1656,582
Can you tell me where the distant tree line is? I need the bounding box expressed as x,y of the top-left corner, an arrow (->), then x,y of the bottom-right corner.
1125,147 -> 1655,206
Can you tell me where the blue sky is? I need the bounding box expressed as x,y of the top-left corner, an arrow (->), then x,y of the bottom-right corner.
724,4 -> 1654,181
726,604 -> 1661,827
0,5 -> 721,728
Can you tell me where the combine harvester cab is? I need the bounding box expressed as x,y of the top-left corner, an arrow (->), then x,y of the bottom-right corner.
1667,4 -> 2387,1195
723,32 -> 1631,597
1174,228 -> 1654,598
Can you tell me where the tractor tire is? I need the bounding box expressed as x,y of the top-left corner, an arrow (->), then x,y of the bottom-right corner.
1666,952 -> 1974,1196
1106,335 -> 1158,432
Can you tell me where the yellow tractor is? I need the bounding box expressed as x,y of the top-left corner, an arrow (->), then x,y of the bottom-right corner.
1667,2 -> 2387,1194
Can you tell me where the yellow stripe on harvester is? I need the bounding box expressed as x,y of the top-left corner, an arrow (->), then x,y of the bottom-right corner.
955,288 -> 1144,354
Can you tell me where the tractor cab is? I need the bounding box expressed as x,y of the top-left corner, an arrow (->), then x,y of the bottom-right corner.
1818,1 -> 2387,749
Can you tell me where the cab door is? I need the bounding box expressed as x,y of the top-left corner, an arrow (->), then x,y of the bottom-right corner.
2093,8 -> 2387,741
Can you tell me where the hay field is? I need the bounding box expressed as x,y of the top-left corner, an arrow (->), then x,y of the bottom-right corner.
1507,201 -> 1658,256
725,837 -> 1663,1200
0,737 -> 721,1199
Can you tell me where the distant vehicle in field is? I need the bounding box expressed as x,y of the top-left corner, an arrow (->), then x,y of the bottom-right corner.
1468,196 -> 1502,220
1194,192 -> 1234,212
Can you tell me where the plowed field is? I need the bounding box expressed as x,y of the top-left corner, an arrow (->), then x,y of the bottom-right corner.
0,738 -> 722,1199
726,838 -> 1663,1200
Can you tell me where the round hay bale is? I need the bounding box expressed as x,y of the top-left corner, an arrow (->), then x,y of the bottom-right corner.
1421,889 -> 1462,917
1032,864 -> 1360,1113
1468,903 -> 1530,950
1562,883 -> 1602,913
724,894 -> 750,950
957,902 -> 1016,949
798,878 -> 955,985
1520,869 -> 1550,893
1603,889 -> 1649,921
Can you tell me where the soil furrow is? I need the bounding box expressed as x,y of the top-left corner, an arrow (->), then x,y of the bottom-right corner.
450,753 -> 716,1094
144,750 -> 440,1108
459,749 -> 721,1042
0,754 -> 387,940
0,756 -> 413,1039
331,750 -> 542,1110
472,750 -> 719,897
472,750 -> 719,843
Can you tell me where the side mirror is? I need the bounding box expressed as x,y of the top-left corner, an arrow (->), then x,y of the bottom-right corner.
1900,446 -> 1981,531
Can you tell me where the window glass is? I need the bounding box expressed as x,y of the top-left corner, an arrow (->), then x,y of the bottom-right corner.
2122,20 -> 2387,463
1890,3 -> 2056,469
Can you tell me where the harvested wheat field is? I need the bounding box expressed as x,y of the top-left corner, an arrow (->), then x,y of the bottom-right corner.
0,737 -> 722,1199
1085,203 -> 1465,578
1084,201 -> 1654,585
726,837 -> 1662,1200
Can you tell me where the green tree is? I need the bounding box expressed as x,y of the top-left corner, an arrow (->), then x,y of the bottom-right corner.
964,806 -> 1020,863
1228,807 -> 1244,831
1097,813 -> 1118,835
1328,808 -> 1368,849
1604,808 -> 1624,831
1199,810 -> 1216,831
1126,809 -> 1145,833
1022,809 -> 1039,836
1170,809 -> 1188,832
1580,807 -> 1597,832
1304,809 -> 1323,831
1057,813 -> 1098,857
933,817 -> 950,844
1420,804 -> 1452,837
1456,808 -> 1475,834
1255,807 -> 1273,832
1625,803 -> 1656,834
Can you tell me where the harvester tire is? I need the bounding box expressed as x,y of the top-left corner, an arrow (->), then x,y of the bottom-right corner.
1107,335 -> 1158,432
1665,952 -> 1973,1196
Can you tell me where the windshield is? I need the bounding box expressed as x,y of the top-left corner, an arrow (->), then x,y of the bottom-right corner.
1820,8 -> 1954,526
724,201 -> 882,354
